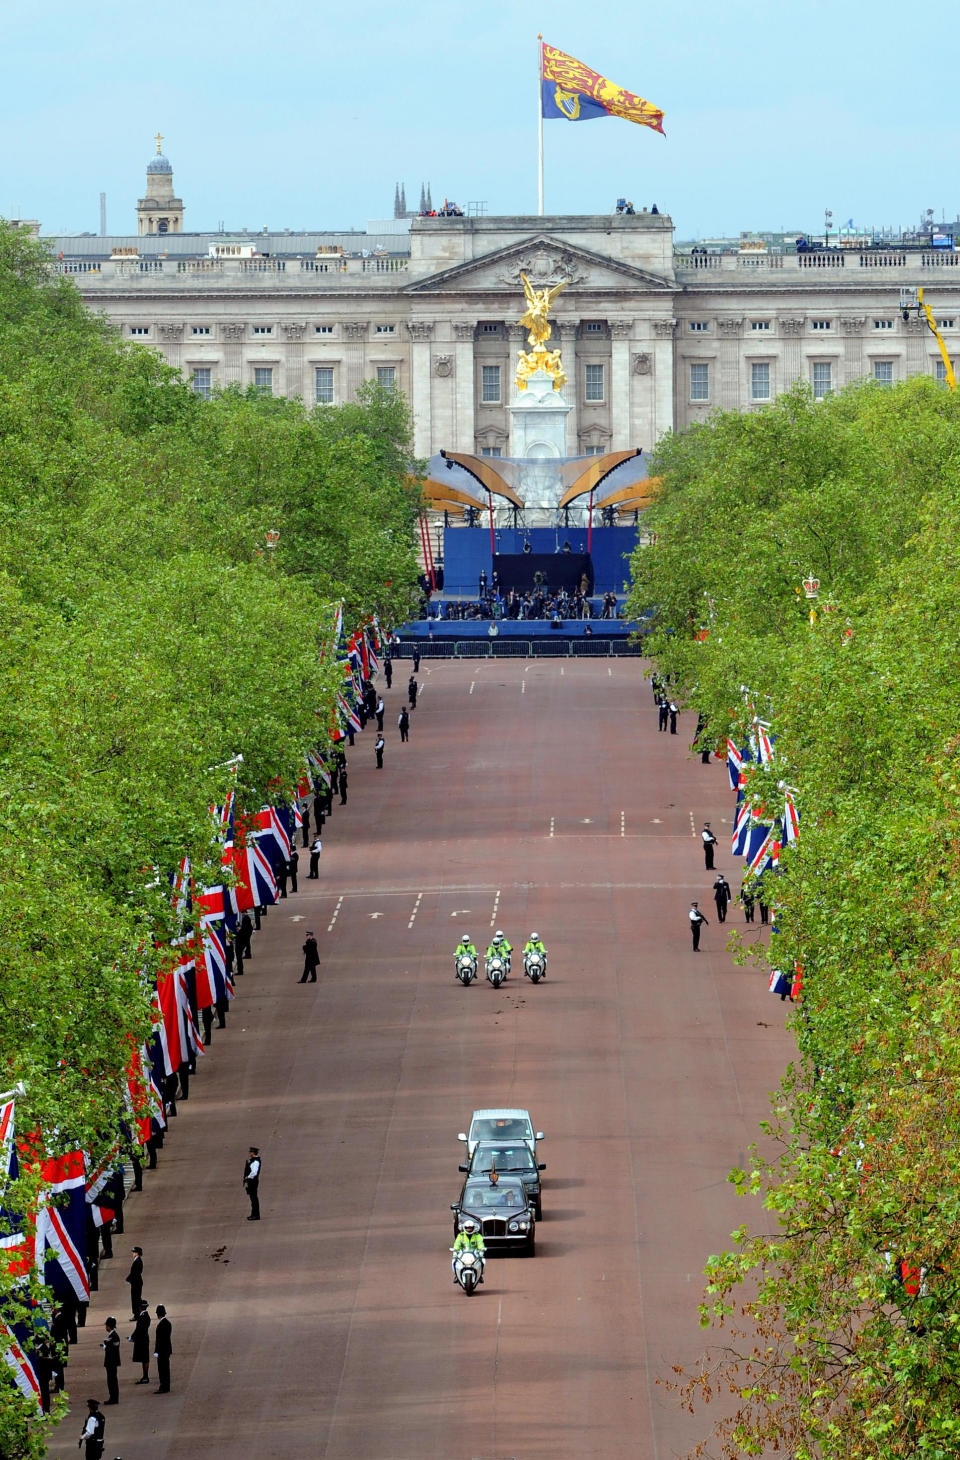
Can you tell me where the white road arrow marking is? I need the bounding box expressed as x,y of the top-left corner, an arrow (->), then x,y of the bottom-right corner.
369,912 -> 384,919
450,910 -> 472,917
289,915 -> 306,922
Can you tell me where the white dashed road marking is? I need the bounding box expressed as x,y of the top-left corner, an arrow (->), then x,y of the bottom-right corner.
620,811 -> 626,837
469,681 -> 475,695
408,892 -> 423,929
490,889 -> 501,927
689,812 -> 696,837
549,817 -> 555,838
326,895 -> 344,933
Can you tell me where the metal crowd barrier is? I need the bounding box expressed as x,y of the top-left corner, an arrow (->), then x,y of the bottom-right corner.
389,638 -> 645,660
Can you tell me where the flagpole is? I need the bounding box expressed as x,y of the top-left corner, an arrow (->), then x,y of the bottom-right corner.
537,33 -> 544,215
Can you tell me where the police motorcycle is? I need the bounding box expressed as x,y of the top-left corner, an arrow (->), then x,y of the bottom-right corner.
450,1222 -> 485,1295
454,941 -> 478,986
485,931 -> 511,988
523,934 -> 547,984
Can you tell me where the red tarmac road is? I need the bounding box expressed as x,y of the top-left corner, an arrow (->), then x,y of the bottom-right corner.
49,660 -> 792,1460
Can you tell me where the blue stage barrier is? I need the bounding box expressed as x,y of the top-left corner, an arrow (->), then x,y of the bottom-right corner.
441,525 -> 638,598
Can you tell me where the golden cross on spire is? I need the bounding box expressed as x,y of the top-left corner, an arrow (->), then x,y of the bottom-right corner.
154,132 -> 164,154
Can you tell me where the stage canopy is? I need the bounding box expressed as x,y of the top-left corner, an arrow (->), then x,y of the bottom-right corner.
414,449 -> 658,516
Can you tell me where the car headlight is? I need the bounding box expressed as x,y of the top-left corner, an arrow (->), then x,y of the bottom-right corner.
508,1221 -> 518,1232
517,1220 -> 529,1230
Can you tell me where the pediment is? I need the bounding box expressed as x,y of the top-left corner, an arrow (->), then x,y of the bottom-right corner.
405,235 -> 671,295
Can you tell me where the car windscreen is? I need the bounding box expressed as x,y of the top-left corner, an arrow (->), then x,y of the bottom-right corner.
463,1181 -> 524,1210
471,1117 -> 533,1144
474,1146 -> 535,1171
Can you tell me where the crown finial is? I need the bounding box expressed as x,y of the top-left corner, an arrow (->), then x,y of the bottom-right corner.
154,131 -> 164,154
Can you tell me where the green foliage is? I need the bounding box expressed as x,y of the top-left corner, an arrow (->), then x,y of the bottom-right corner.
0,221 -> 421,1453
629,379 -> 960,1457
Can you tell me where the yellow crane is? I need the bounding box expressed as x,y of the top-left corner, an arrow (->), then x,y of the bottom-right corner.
901,286 -> 957,390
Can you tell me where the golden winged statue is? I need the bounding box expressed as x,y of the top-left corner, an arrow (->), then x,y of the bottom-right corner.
515,272 -> 570,392
519,272 -> 568,348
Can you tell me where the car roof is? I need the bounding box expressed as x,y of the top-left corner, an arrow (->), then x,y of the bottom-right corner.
464,1173 -> 526,1193
470,1108 -> 532,1121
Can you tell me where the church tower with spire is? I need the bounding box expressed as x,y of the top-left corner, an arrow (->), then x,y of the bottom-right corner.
137,135 -> 184,236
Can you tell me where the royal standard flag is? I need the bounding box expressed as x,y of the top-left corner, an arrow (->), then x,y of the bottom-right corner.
541,43 -> 664,134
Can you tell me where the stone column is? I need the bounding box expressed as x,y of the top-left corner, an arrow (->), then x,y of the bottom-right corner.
157,322 -> 183,372
839,316 -> 865,385
283,322 -> 305,400
652,318 -> 676,442
610,320 -> 633,451
557,321 -> 578,452
407,321 -> 434,457
342,321 -> 369,401
905,316 -> 926,375
717,317 -> 743,410
631,349 -> 653,450
778,318 -> 804,391
453,322 -> 475,452
221,323 -> 244,387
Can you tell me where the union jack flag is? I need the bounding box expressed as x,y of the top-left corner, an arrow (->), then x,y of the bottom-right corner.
754,719 -> 775,767
1,1318 -> 42,1409
731,799 -> 751,856
337,693 -> 362,735
253,806 -> 291,868
726,739 -> 742,793
784,788 -> 800,844
33,1149 -> 89,1304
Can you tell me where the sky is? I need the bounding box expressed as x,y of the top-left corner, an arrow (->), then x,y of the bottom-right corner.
3,0 -> 959,241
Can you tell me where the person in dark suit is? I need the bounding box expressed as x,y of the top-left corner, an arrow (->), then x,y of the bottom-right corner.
153,1305 -> 172,1393
740,881 -> 755,923
299,933 -> 320,984
398,708 -> 410,743
287,849 -> 299,893
657,698 -> 669,732
384,658 -> 393,689
374,734 -> 385,769
243,1149 -> 261,1220
274,857 -> 288,900
128,1300 -> 151,1384
237,912 -> 253,962
339,768 -> 348,805
689,901 -> 709,952
124,1247 -> 143,1320
101,1317 -> 121,1404
713,874 -> 732,923
408,676 -> 418,709
412,647 -> 421,673
300,802 -> 311,849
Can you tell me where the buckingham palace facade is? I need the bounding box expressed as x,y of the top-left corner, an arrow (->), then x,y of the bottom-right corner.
45,153 -> 960,458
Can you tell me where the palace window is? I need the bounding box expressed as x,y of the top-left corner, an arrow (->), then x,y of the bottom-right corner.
811,319 -> 832,331
584,363 -> 605,402
129,325 -> 150,336
191,368 -> 212,399
873,360 -> 894,385
750,320 -> 771,331
689,363 -> 709,401
583,445 -> 605,455
376,366 -> 396,391
481,365 -> 501,404
936,359 -> 955,382
315,324 -> 334,335
191,325 -> 211,337
583,321 -> 605,334
751,362 -> 771,400
873,319 -> 894,330
375,324 -> 396,335
481,446 -> 502,457
689,321 -> 709,332
253,367 -> 274,395
480,322 -> 500,335
252,325 -> 273,336
937,318 -> 955,330
812,361 -> 832,398
315,367 -> 334,404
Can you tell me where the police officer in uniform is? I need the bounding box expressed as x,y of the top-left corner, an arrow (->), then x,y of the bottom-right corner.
243,1148 -> 261,1220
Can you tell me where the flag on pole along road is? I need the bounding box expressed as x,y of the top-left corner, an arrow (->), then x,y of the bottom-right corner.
338,693 -> 362,735
784,788 -> 800,844
253,806 -> 291,867
1,1319 -> 42,1409
34,1148 -> 89,1304
156,964 -> 184,1076
0,1099 -> 31,1281
731,799 -> 751,856
726,739 -> 742,792
541,43 -> 665,132
754,719 -> 775,767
